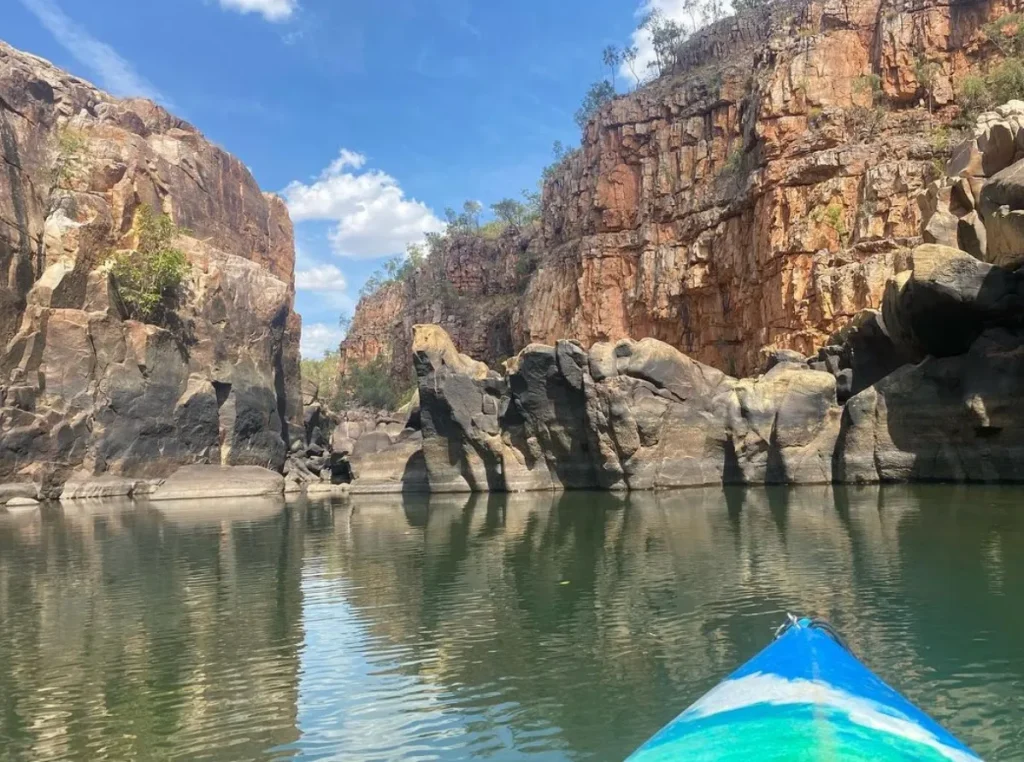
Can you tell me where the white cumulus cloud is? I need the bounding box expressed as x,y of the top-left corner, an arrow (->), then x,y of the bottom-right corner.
620,0 -> 700,84
295,263 -> 348,292
218,0 -> 298,22
18,0 -> 166,103
300,322 -> 345,359
282,149 -> 445,260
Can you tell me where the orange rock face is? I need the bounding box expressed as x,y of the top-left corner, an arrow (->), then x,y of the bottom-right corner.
513,0 -> 1003,375
343,0 -> 1008,380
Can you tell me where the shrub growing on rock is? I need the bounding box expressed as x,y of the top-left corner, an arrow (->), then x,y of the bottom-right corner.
335,356 -> 415,411
107,205 -> 189,325
50,127 -> 87,188
575,80 -> 616,131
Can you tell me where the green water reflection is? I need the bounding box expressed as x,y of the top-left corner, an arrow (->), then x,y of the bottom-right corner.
0,486 -> 1021,761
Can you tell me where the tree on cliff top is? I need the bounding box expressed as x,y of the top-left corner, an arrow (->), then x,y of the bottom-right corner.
107,205 -> 189,326
603,45 -> 621,90
575,80 -> 616,131
641,8 -> 688,77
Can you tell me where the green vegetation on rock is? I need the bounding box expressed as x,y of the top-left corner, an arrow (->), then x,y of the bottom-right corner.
575,80 -> 616,131
51,127 -> 86,187
301,349 -> 341,402
107,205 -> 189,325
953,16 -> 1024,126
336,356 -> 415,411
301,351 -> 414,411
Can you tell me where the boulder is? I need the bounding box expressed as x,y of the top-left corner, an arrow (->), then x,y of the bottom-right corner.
835,329 -> 1024,483
980,121 -> 1016,176
0,483 -> 38,503
504,341 -> 595,490
147,465 -> 285,501
724,364 -> 841,485
881,245 -> 1024,358
761,348 -> 807,373
958,210 -> 987,260
4,496 -> 40,509
922,209 -> 959,248
950,178 -> 975,215
348,434 -> 427,494
979,159 -> 1024,215
979,159 -> 1024,268
984,206 -> 1024,270
60,475 -> 147,500
947,138 -> 984,178
412,324 -> 509,492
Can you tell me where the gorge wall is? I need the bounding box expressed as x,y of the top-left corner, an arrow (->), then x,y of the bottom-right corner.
344,92 -> 1024,493
0,42 -> 302,496
344,0 -> 1015,378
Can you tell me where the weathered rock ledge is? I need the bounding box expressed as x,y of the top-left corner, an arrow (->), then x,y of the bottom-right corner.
346,303 -> 1023,493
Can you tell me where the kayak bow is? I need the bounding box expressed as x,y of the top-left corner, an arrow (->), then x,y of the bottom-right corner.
627,616 -> 983,761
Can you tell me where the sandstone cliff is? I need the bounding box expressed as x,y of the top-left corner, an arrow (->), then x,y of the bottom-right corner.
0,42 -> 302,495
520,0 -> 1010,375
345,0 -> 1011,378
344,99 -> 1024,493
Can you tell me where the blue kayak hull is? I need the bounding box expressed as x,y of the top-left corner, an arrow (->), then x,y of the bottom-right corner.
627,618 -> 983,761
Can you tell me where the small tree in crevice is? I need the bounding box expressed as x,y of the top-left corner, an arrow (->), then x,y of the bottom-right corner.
915,57 -> 941,113
50,127 -> 87,189
107,205 -> 189,326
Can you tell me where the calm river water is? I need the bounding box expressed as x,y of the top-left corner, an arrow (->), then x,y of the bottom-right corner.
0,486 -> 1022,761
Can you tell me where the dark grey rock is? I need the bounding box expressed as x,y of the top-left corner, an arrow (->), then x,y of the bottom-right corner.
958,210 -> 987,260
882,244 -> 1024,358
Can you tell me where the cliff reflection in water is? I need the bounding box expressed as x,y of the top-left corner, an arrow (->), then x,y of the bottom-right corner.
0,498 -> 304,762
304,486 -> 1024,761
1,487 -> 1022,761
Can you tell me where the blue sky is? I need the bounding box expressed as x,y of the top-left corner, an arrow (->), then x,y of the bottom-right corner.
7,0 -> 684,357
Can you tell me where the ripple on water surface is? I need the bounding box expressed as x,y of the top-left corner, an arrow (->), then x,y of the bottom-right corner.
0,486 -> 1022,761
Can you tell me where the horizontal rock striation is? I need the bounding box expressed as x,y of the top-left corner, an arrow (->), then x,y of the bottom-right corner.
0,42 -> 302,496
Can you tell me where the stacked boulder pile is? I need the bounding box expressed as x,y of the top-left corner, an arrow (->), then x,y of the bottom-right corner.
349,105 -> 1024,492
283,380 -> 421,493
